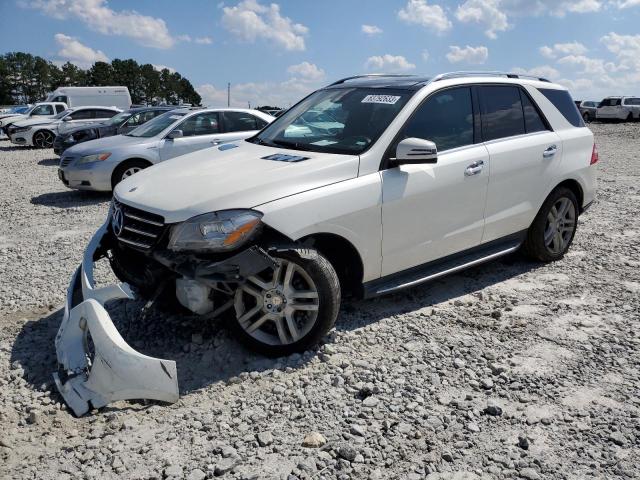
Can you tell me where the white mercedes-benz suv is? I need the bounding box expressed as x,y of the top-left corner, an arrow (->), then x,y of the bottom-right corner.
54,72 -> 597,415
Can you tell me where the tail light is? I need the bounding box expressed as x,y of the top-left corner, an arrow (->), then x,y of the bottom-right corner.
590,143 -> 599,165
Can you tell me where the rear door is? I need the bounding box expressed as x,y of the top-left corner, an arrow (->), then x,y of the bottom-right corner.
479,85 -> 562,243
159,112 -> 222,161
220,111 -> 269,141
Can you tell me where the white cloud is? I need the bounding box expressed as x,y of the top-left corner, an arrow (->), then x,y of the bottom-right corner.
198,77 -> 319,108
25,0 -> 175,48
152,64 -> 177,74
54,33 -> 109,68
287,62 -> 325,81
365,54 -> 416,72
540,42 -> 588,59
601,32 -> 640,70
511,65 -> 560,80
176,34 -> 192,42
422,50 -> 430,61
446,45 -> 489,64
455,0 -> 509,39
397,0 -> 452,35
221,0 -> 308,51
195,36 -> 213,45
502,0 -> 602,16
612,0 -> 640,7
361,24 -> 383,35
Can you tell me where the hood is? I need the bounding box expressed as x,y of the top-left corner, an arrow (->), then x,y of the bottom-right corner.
65,134 -> 154,155
115,141 -> 360,223
12,117 -> 57,128
0,114 -> 28,127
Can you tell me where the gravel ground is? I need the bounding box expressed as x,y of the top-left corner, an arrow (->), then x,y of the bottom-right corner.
0,123 -> 638,480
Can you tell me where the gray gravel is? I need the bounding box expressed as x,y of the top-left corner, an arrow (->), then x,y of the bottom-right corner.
1,123 -> 639,479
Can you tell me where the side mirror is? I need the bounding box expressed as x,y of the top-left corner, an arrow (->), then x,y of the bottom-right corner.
167,129 -> 183,139
392,137 -> 438,166
62,117 -> 71,122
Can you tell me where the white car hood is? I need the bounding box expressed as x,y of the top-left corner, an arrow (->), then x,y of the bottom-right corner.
0,114 -> 28,126
12,117 -> 58,128
115,141 -> 360,223
66,134 -> 155,155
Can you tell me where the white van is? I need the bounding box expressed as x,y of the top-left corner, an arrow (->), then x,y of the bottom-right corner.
46,86 -> 132,110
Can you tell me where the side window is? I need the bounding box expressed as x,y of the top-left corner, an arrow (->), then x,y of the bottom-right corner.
628,98 -> 640,106
520,91 -> 548,133
538,88 -> 584,127
32,105 -> 54,115
69,109 -> 93,120
125,113 -> 142,127
178,112 -> 220,137
223,111 -> 259,132
401,87 -> 474,152
55,104 -> 66,114
52,95 -> 68,104
94,109 -> 117,119
255,116 -> 268,129
480,86 -> 525,141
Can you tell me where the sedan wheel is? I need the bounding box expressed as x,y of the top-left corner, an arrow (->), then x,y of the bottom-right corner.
33,130 -> 54,149
121,166 -> 142,181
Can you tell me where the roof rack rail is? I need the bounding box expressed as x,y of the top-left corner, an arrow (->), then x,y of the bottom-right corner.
431,71 -> 551,83
328,74 -> 416,87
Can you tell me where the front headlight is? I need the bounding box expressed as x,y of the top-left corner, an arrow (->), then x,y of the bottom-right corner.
13,126 -> 31,133
77,152 -> 112,164
168,209 -> 263,252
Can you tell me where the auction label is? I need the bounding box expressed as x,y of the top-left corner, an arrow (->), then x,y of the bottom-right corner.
361,95 -> 401,105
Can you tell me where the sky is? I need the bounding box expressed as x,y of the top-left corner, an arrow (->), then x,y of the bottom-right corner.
1,0 -> 640,107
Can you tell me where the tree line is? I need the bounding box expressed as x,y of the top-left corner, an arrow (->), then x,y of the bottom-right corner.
0,52 -> 202,106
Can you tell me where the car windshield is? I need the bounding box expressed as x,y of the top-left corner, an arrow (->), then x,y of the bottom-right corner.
10,106 -> 29,114
126,111 -> 186,137
248,88 -> 413,155
106,111 -> 133,126
54,109 -> 72,119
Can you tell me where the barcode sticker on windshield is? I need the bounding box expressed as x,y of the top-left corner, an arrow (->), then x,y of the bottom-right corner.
361,95 -> 401,105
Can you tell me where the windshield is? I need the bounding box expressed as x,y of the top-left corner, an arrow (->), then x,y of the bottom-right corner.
10,106 -> 29,114
54,109 -> 72,120
127,111 -> 186,137
249,88 -> 413,155
106,111 -> 132,126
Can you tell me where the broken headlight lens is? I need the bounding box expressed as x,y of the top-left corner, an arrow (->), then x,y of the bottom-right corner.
168,209 -> 263,252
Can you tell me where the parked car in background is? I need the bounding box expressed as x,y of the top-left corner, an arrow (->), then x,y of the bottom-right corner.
596,96 -> 640,121
8,105 -> 121,148
54,106 -> 176,155
0,102 -> 67,135
58,108 -> 274,191
578,101 -> 598,122
0,105 -> 31,119
46,86 -> 132,110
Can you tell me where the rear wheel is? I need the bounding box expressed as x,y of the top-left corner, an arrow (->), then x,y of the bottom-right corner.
230,248 -> 340,356
111,160 -> 150,190
627,112 -> 634,122
582,112 -> 590,122
524,187 -> 578,262
33,130 -> 55,148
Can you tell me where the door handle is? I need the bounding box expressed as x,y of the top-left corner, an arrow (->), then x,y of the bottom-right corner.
543,145 -> 558,158
465,160 -> 484,176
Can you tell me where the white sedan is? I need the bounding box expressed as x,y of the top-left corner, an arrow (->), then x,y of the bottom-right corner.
8,106 -> 121,148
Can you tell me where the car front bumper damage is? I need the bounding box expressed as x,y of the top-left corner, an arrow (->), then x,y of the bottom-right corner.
53,222 -> 179,416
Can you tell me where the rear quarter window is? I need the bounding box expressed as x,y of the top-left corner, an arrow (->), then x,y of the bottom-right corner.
538,88 -> 585,128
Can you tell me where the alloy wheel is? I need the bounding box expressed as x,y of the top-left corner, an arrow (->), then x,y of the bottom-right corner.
234,259 -> 320,346
34,131 -> 54,148
543,197 -> 576,255
121,166 -> 142,181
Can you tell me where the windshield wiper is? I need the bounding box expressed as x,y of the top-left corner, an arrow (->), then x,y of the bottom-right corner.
271,139 -> 314,151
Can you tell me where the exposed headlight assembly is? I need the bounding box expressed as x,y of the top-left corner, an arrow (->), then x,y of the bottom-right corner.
13,126 -> 31,133
77,152 -> 112,164
168,209 -> 263,252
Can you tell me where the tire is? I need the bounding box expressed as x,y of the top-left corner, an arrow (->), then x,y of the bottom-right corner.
582,112 -> 590,122
229,247 -> 341,356
111,160 -> 150,190
523,187 -> 579,262
627,112 -> 634,122
32,130 -> 55,149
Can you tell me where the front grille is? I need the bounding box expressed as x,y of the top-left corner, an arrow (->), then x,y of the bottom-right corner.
60,155 -> 75,168
112,200 -> 166,251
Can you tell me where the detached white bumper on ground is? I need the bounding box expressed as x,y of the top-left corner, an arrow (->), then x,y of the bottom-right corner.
53,222 -> 179,416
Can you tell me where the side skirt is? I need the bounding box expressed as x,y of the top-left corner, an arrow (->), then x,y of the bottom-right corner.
363,231 -> 526,298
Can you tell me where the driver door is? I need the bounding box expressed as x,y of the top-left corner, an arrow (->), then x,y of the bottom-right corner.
381,86 -> 489,276
159,112 -> 222,161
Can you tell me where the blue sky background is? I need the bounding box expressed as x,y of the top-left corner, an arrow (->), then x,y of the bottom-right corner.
1,0 -> 639,107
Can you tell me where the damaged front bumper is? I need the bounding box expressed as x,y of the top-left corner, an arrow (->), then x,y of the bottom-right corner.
53,222 -> 179,416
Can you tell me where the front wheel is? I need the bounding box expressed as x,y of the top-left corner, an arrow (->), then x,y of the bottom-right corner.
33,130 -> 55,148
523,187 -> 579,262
230,248 -> 340,356
111,160 -> 150,190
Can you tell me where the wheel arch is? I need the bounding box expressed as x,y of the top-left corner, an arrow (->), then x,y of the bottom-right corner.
32,128 -> 56,145
552,179 -> 584,212
111,157 -> 153,184
297,232 -> 365,298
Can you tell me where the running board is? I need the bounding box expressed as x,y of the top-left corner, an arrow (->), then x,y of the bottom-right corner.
363,231 -> 525,298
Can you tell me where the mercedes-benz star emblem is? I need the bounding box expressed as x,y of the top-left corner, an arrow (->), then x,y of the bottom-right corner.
111,206 -> 124,237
